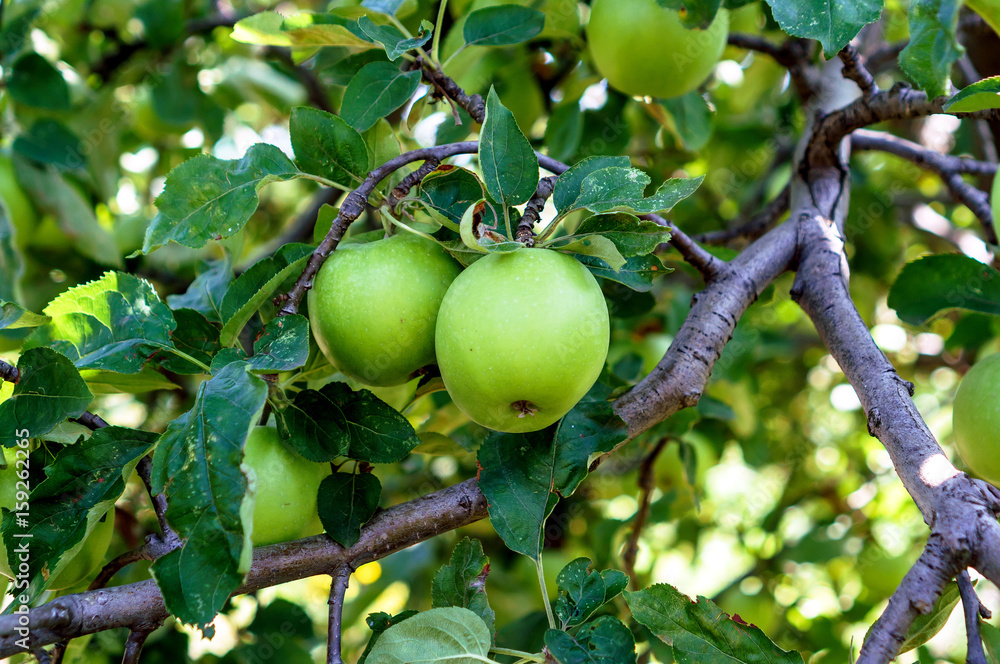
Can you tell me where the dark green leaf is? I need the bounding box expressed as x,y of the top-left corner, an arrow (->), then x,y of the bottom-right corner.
577,254 -> 672,292
248,314 -> 310,372
574,212 -> 673,257
572,168 -> 703,215
544,103 -> 584,163
626,584 -> 804,664
602,570 -> 629,602
280,387 -> 351,462
8,52 -> 71,110
0,427 -> 155,598
888,254 -> 1000,325
553,156 -> 631,213
341,62 -> 422,132
763,0 -> 882,57
554,558 -> 608,628
899,0 -> 962,98
16,160 -> 121,266
218,243 -> 314,347
159,309 -> 222,375
28,272 -> 177,374
357,16 -> 432,60
479,87 -> 539,206
944,75 -> 1000,113
150,362 -> 268,628
477,429 -> 559,560
553,384 -> 628,497
545,616 -> 637,664
463,5 -> 546,46
13,120 -> 83,170
0,191 -> 24,303
317,472 -> 381,548
166,258 -> 233,324
0,348 -> 92,446
432,538 -> 496,637
0,301 -> 48,330
289,106 -> 370,186
143,144 -> 301,253
417,167 -> 491,228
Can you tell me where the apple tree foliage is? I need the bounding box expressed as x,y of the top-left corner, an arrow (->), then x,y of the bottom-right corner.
1,0 -> 1000,662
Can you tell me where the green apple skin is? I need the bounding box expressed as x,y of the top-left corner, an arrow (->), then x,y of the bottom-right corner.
243,426 -> 332,547
308,233 -> 463,387
587,0 -> 729,99
953,352 -> 1000,485
435,249 -> 610,433
1,447 -> 115,589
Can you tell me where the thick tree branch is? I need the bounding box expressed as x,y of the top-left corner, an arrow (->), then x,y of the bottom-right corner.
851,129 -> 998,243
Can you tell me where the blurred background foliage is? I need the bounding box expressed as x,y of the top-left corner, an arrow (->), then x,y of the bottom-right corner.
1,0 -> 999,661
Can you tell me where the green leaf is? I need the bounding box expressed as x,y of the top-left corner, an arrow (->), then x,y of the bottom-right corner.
359,611 -> 420,664
150,362 -> 268,628
13,119 -> 83,170
0,348 -> 92,446
554,558 -> 612,628
28,272 -> 177,374
553,156 -> 632,213
944,75 -> 1000,113
417,167 -> 491,228
218,243 -> 314,347
289,107 -> 370,187
362,0 -> 409,15
365,607 -> 492,664
574,212 -> 673,257
576,254 -> 672,292
981,622 -> 1000,663
159,309 -> 222,375
660,92 -> 714,151
571,168 -> 704,215
81,368 -> 180,394
42,420 -> 94,446
364,117 -> 403,167
249,314 -> 310,372
966,0 -> 1000,35
549,235 -> 627,271
545,616 -> 637,664
281,382 -> 419,463
231,11 -> 374,49
463,5 -> 546,46
763,0 -> 882,57
341,62 -> 422,132
477,429 -> 560,560
479,87 -> 539,206
7,52 -> 71,110
0,301 -> 49,330
143,144 -> 301,253
626,584 -> 804,664
994,170 -> 1000,229
317,472 -> 381,548
899,0 -> 963,99
552,384 -> 628,497
16,160 -> 122,267
897,582 -> 962,654
0,427 -> 155,598
0,190 -> 24,303
432,538 -> 496,638
357,16 -> 432,60
887,254 -> 1000,325
671,0 -> 724,28
167,258 -> 233,324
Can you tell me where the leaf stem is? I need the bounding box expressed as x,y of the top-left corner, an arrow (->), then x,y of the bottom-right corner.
441,43 -> 466,70
159,345 -> 212,374
431,0 -> 449,65
299,173 -> 354,194
535,558 -> 556,630
491,647 -> 544,663
503,206 -> 513,240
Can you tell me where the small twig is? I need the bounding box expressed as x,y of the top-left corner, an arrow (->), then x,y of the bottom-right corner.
121,629 -> 154,664
838,44 -> 877,97
87,547 -> 152,591
415,55 -> 485,123
34,648 -> 52,664
851,129 -> 998,244
136,456 -> 177,545
385,158 -> 441,211
50,642 -> 67,664
73,412 -> 109,429
957,570 -> 989,664
727,34 -> 818,100
622,438 -> 669,584
327,565 -> 354,664
517,176 -> 557,246
695,184 -> 791,245
0,358 -> 18,384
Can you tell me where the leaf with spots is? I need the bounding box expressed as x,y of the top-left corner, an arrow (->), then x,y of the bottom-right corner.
432,538 -> 496,638
210,314 -> 310,373
545,615 -> 636,664
289,107 -> 370,187
0,347 -> 93,446
150,362 -> 268,628
0,427 -> 156,600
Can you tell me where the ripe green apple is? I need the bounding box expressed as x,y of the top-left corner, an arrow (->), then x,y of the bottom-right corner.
587,0 -> 729,99
435,248 -> 610,433
243,425 -> 332,546
953,352 -> 1000,486
308,232 -> 463,387
1,447 -> 115,589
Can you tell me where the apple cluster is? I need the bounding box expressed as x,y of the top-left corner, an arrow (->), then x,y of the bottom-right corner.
307,233 -> 611,434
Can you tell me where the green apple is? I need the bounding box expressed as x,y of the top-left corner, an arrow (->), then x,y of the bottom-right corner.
1,447 -> 115,589
587,0 -> 729,99
308,232 -> 462,387
243,426 -> 332,546
953,352 -> 1000,485
435,248 -> 610,433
